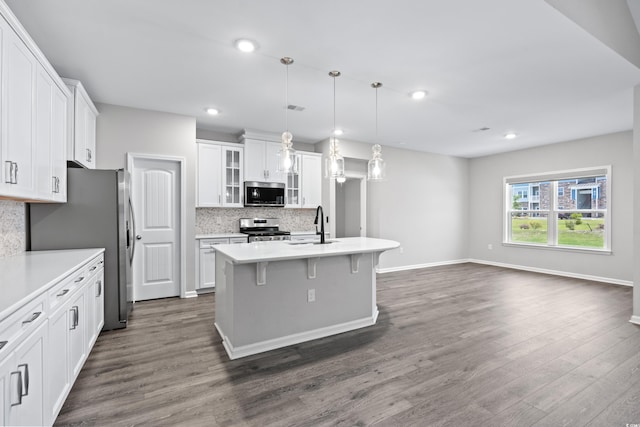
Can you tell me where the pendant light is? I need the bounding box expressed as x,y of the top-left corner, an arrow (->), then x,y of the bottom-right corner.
368,82 -> 386,181
277,57 -> 298,175
325,70 -> 345,183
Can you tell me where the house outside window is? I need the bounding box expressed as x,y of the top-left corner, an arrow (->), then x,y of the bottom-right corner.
504,166 -> 610,252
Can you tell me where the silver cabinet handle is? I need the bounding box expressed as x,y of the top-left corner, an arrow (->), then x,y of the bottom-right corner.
52,176 -> 57,193
74,276 -> 84,283
22,312 -> 41,326
96,280 -> 102,297
13,162 -> 18,184
86,148 -> 92,163
4,161 -> 11,183
57,289 -> 70,297
18,364 -> 29,397
10,370 -> 22,406
70,306 -> 79,329
218,194 -> 221,204
89,266 -> 97,272
57,176 -> 60,193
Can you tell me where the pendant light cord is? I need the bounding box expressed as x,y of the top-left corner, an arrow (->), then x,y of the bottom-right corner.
285,62 -> 289,132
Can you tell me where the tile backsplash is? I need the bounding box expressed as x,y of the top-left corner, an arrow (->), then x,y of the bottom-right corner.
0,200 -> 26,258
196,207 -> 318,235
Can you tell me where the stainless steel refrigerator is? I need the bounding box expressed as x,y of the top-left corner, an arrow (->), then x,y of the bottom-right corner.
28,168 -> 135,330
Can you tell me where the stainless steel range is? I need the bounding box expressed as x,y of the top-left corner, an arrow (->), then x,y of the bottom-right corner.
239,218 -> 291,242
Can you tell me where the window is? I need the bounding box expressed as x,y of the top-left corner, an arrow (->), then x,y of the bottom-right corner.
504,166 -> 610,251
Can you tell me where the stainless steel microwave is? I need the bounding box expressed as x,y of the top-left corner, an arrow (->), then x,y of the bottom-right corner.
244,181 -> 285,207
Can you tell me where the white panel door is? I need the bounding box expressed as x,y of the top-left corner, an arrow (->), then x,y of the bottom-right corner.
132,157 -> 181,300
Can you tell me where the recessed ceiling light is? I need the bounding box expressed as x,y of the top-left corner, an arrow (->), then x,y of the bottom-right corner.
504,132 -> 517,140
333,129 -> 343,136
205,108 -> 220,116
410,90 -> 427,100
235,39 -> 257,53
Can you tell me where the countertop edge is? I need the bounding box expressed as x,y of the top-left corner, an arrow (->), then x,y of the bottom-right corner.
0,248 -> 105,322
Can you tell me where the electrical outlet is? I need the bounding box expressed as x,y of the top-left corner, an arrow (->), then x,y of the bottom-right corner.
307,289 -> 315,303
487,244 -> 493,250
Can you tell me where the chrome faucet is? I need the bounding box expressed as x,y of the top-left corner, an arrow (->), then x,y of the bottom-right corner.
314,205 -> 326,244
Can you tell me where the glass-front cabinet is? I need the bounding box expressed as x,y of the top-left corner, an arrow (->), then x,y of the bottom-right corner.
285,154 -> 301,207
223,147 -> 243,207
196,140 -> 244,208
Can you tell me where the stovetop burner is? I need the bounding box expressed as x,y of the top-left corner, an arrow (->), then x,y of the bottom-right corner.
239,218 -> 291,242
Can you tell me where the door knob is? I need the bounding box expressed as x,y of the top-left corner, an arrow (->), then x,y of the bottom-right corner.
136,235 -> 142,240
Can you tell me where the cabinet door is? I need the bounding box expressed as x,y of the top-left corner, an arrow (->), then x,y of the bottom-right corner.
0,351 -> 14,426
34,67 -> 53,200
197,143 -> 222,207
243,139 -> 266,182
68,291 -> 86,381
46,306 -> 70,424
1,21 -> 36,198
51,85 -> 67,202
264,142 -> 285,183
285,157 -> 301,208
7,321 -> 46,427
301,154 -> 322,208
199,248 -> 216,289
222,147 -> 243,207
86,270 -> 104,348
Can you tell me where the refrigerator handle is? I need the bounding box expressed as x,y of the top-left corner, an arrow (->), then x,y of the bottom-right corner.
129,197 -> 137,263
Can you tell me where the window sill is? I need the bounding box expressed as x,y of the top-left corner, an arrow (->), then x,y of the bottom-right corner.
502,242 -> 612,255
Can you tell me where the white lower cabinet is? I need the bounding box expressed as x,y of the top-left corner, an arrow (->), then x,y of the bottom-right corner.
1,321 -> 47,427
197,237 -> 246,290
0,250 -> 104,426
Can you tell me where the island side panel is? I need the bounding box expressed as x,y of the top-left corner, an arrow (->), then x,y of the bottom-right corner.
229,253 -> 376,348
214,252 -> 234,342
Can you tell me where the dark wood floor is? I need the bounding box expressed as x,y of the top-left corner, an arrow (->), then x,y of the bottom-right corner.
55,263 -> 640,426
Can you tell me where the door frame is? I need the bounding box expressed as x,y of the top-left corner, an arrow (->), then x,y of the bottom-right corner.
330,171 -> 367,238
126,153 -> 187,299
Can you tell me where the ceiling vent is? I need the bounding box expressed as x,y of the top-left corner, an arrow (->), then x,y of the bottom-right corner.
287,104 -> 305,112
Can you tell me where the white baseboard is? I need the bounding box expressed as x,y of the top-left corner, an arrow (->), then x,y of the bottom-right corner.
469,258 -> 633,287
376,259 -> 470,274
630,315 -> 640,326
215,311 -> 379,360
183,290 -> 198,298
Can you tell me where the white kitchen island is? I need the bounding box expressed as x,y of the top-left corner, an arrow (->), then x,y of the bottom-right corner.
214,237 -> 399,359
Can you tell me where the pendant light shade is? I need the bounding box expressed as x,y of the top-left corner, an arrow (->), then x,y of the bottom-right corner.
368,82 -> 386,181
325,71 -> 346,182
277,57 -> 298,175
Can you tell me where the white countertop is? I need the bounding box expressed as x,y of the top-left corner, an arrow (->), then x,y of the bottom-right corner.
215,237 -> 399,264
0,248 -> 105,321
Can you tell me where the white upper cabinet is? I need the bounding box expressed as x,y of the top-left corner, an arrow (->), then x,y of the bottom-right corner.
243,138 -> 286,183
0,6 -> 70,202
1,16 -> 36,198
301,153 -> 322,208
285,152 -> 322,208
63,78 -> 98,169
196,140 -> 244,208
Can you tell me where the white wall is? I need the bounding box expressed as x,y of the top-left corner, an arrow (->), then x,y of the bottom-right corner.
95,103 -> 198,292
469,131 -> 634,283
318,138 -> 470,271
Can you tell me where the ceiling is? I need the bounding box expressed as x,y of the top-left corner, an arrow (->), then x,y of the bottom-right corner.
6,0 -> 640,158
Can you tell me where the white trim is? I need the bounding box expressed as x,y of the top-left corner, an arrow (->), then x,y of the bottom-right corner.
215,310 -> 378,360
630,315 -> 640,326
469,258 -> 632,287
184,290 -> 198,298
126,153 -> 188,299
376,259 -> 469,274
196,138 -> 242,148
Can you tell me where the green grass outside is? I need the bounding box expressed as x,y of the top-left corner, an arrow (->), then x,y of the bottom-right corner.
511,217 -> 604,248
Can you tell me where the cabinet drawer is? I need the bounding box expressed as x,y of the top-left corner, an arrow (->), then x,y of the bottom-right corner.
199,238 -> 229,249
47,268 -> 85,312
0,295 -> 46,357
85,255 -> 104,278
229,237 -> 248,244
